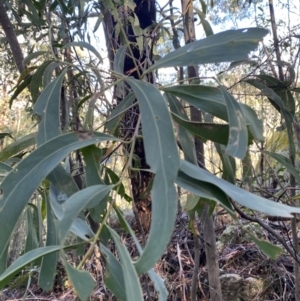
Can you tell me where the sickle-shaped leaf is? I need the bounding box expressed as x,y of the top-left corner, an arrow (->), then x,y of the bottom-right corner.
145,28 -> 268,73
114,207 -> 169,301
126,78 -> 180,274
165,93 -> 197,164
171,112 -> 230,145
0,132 -> 36,162
0,132 -> 117,263
220,86 -> 248,159
180,159 -> 300,217
34,69 -> 67,145
163,87 -> 264,142
0,246 -> 61,289
58,184 -> 112,243
39,195 -> 59,291
63,41 -> 103,63
106,226 -> 143,301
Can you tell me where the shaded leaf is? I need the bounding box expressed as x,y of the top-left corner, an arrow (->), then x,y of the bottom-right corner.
64,261 -> 95,301
0,246 -> 60,288
0,132 -> 116,262
126,78 -> 180,274
251,235 -> 283,259
106,226 -> 143,301
165,93 -> 197,164
0,132 -> 36,162
101,244 -> 126,301
58,185 -> 112,243
63,41 -> 103,63
220,86 -> 248,159
172,113 -> 229,145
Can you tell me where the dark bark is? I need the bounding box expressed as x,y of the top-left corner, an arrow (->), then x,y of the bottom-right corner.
101,0 -> 156,232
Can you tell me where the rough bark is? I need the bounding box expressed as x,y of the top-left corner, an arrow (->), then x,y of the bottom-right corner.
101,0 -> 156,232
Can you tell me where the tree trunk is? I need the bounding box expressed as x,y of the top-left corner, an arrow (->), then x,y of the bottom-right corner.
101,0 -> 156,232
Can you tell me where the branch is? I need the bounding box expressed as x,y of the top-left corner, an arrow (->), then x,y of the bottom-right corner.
0,0 -> 25,73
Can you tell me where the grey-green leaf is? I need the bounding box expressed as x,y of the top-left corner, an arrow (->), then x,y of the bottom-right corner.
64,261 -> 95,301
145,28 -> 268,73
126,78 -> 180,274
180,159 -> 300,217
220,86 -> 248,159
106,226 -> 143,301
0,132 -> 36,162
0,132 -> 116,262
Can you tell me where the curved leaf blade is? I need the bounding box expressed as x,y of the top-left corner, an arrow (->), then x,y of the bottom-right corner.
145,28 -> 268,73
180,159 -> 300,217
0,132 -> 117,261
106,226 -> 143,301
126,78 -> 180,274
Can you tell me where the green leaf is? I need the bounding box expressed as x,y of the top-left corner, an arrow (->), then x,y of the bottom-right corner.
106,226 -> 143,301
43,62 -> 60,88
215,143 -> 236,184
62,41 -> 103,63
57,185 -> 112,243
34,69 -> 67,145
126,78 -> 180,274
194,7 -> 214,36
24,51 -> 50,66
145,28 -> 268,73
101,244 -> 126,301
0,162 -> 12,173
31,60 -> 53,103
106,93 -> 136,133
180,159 -> 300,217
9,74 -> 32,108
220,86 -> 248,159
176,171 -> 234,213
165,93 -> 197,164
0,132 -> 36,162
251,235 -> 283,259
24,207 -> 39,253
64,261 -> 95,301
163,86 -> 264,142
245,78 -> 295,158
0,246 -> 60,288
0,132 -> 116,263
113,207 -> 168,301
172,113 -> 230,145
39,195 -> 59,291
264,151 -> 300,182
0,133 -> 13,140
114,45 -> 127,74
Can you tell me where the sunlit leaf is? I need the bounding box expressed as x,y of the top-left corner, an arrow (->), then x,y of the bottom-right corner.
145,28 -> 268,73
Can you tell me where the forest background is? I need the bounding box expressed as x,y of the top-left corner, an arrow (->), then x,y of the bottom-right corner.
1,0 -> 300,300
